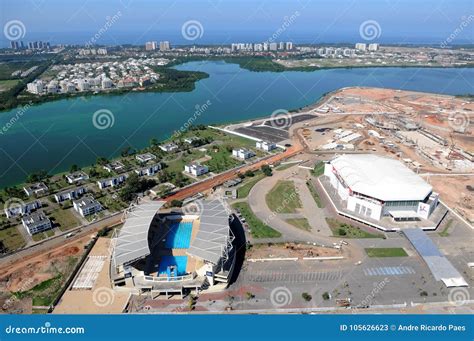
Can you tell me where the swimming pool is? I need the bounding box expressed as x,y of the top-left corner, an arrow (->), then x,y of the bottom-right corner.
158,256 -> 188,276
164,221 -> 193,249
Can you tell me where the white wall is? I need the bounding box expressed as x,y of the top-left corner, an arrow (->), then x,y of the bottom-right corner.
347,196 -> 383,220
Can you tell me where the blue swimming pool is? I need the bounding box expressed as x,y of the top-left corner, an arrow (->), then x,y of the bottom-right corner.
164,221 -> 193,249
158,256 -> 188,276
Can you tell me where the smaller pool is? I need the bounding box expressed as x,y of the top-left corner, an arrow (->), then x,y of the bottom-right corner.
158,256 -> 188,276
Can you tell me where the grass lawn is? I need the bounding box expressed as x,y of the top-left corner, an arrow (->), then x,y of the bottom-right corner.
237,173 -> 265,198
0,226 -> 26,251
285,218 -> 311,231
232,202 -> 281,238
0,79 -> 20,92
365,248 -> 408,257
51,208 -> 80,231
438,219 -> 453,237
204,147 -> 242,173
266,180 -> 302,213
311,161 -> 325,177
31,229 -> 55,242
306,180 -> 324,208
325,218 -> 383,238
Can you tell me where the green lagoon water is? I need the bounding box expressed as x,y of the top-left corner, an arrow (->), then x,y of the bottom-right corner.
0,61 -> 473,188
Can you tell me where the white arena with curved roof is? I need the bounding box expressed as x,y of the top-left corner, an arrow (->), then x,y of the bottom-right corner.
324,154 -> 439,222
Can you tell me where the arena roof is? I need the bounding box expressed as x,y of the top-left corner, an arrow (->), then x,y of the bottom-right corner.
113,200 -> 165,267
187,200 -> 232,264
329,154 -> 432,201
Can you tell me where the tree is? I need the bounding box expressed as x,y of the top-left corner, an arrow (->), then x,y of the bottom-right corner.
170,200 -> 183,207
70,164 -> 80,172
302,292 -> 312,301
261,164 -> 272,176
244,170 -> 255,177
150,138 -> 158,147
119,173 -> 157,202
96,157 -> 109,166
322,292 -> 330,300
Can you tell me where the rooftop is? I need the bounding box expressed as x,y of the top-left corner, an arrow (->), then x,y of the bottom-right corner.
329,154 -> 432,201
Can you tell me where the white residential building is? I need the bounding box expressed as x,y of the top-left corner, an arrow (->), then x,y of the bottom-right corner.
184,163 -> 209,176
27,80 -> 44,94
368,43 -> 379,51
159,143 -> 179,152
4,200 -> 41,218
135,153 -> 156,163
22,212 -> 52,235
256,140 -> 276,152
232,148 -> 255,160
73,197 -> 102,217
54,187 -> 86,203
23,182 -> 49,197
355,43 -> 367,51
135,163 -> 161,176
66,171 -> 89,184
103,161 -> 125,173
97,175 -> 127,189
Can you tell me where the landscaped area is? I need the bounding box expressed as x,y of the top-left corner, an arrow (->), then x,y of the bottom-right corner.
0,226 -> 26,252
232,202 -> 281,238
285,218 -> 311,231
325,218 -> 383,238
365,248 -> 408,257
311,161 -> 325,177
237,173 -> 265,198
306,180 -> 324,208
266,180 -> 302,213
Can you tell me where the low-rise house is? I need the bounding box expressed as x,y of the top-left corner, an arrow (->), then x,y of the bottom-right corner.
97,174 -> 127,189
103,161 -> 125,173
54,187 -> 86,203
184,163 -> 209,176
184,136 -> 200,145
135,153 -> 156,163
159,143 -> 179,152
232,148 -> 255,160
256,140 -> 276,151
66,171 -> 89,184
4,200 -> 41,218
135,163 -> 161,176
73,197 -> 102,217
23,182 -> 49,197
22,212 -> 52,235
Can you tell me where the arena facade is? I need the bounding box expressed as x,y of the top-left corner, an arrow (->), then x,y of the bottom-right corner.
324,154 -> 439,222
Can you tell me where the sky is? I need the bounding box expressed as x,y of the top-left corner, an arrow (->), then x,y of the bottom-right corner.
1,0 -> 473,46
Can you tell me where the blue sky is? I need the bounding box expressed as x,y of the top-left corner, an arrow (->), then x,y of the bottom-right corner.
1,0 -> 473,45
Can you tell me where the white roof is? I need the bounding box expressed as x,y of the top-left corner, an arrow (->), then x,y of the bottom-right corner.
330,154 -> 432,201
114,200 -> 165,266
187,200 -> 231,264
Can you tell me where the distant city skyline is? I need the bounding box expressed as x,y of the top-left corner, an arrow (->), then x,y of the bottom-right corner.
1,0 -> 473,47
